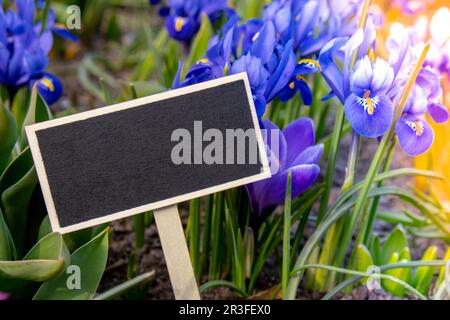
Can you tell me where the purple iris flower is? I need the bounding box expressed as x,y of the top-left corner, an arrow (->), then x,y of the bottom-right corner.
246,117 -> 323,216
320,19 -> 448,156
160,0 -> 230,42
319,22 -> 393,138
230,54 -> 268,119
29,72 -> 62,105
175,21 -> 298,118
0,0 -> 75,104
345,56 -> 394,138
385,24 -> 448,156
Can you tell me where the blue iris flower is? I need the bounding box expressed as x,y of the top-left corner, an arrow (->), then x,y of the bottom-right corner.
319,20 -> 448,156
156,0 -> 231,42
0,0 -> 76,105
246,117 -> 323,216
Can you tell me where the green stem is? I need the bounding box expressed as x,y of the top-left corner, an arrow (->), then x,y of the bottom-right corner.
209,193 -> 224,280
189,198 -> 201,280
317,106 -> 345,224
360,138 -> 396,246
282,172 -> 292,299
290,264 -> 427,300
333,128 -> 392,270
341,131 -> 360,192
201,194 -> 213,274
323,260 -> 447,300
132,215 -> 145,249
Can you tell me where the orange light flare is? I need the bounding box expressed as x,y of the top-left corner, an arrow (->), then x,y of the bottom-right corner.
374,0 -> 450,217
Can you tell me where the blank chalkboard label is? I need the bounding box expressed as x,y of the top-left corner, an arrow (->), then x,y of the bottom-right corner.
26,73 -> 270,234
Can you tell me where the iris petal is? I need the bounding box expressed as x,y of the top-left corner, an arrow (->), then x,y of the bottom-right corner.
428,103 -> 449,124
250,21 -> 276,65
396,118 -> 434,156
283,117 -> 315,167
291,144 -> 324,166
258,164 -> 320,213
344,93 -> 393,138
350,56 -> 373,97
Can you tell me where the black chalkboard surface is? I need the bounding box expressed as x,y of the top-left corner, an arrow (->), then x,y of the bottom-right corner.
26,73 -> 270,234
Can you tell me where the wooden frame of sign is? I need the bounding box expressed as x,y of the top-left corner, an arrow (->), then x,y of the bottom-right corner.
25,73 -> 271,300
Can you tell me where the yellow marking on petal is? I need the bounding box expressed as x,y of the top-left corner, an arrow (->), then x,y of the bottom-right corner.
252,32 -> 260,42
175,17 -> 185,32
414,121 -> 424,136
296,75 -> 306,82
40,78 -> 55,92
363,90 -> 374,115
298,59 -> 321,71
196,58 -> 209,64
289,82 -> 295,90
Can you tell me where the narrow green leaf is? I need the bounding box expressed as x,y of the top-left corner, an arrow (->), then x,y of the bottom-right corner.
20,86 -> 52,149
243,227 -> 254,279
370,235 -> 382,266
413,246 -> 438,295
199,280 -> 249,297
1,165 -> 38,255
94,271 -> 155,300
282,172 -> 292,298
0,207 -> 15,261
0,102 -> 18,173
436,247 -> 450,290
185,13 -> 214,74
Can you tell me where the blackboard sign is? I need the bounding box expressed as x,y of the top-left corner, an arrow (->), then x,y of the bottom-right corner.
26,73 -> 270,234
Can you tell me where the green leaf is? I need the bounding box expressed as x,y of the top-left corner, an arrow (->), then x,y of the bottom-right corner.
243,227 -> 254,279
1,165 -> 38,255
11,87 -> 30,129
33,228 -> 109,300
0,102 -> 18,173
413,246 -> 438,295
185,13 -> 214,75
38,216 -> 52,240
0,260 -> 64,282
282,171 -> 292,298
20,86 -> 52,149
436,247 -> 450,290
0,233 -> 68,282
370,235 -> 382,266
199,280 -> 249,297
0,147 -> 33,195
236,0 -> 265,20
130,53 -> 154,82
0,206 -> 15,261
382,225 -> 408,265
94,271 -> 155,300
383,248 -> 412,297
354,244 -> 373,285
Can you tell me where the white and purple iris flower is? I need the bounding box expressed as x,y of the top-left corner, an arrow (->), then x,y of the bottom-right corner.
319,19 -> 448,157
246,118 -> 323,216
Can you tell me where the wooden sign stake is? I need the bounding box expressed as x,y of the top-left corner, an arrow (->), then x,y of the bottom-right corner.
153,205 -> 200,300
